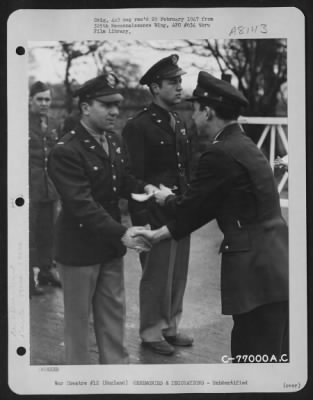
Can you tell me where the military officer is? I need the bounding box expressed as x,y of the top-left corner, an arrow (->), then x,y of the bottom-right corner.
48,74 -> 154,364
29,81 -> 62,296
122,55 -> 193,355
137,71 -> 289,362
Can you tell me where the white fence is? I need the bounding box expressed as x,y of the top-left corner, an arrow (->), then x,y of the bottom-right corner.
238,117 -> 288,208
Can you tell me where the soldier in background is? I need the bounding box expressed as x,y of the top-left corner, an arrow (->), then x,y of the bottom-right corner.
122,55 -> 193,355
29,81 -> 62,296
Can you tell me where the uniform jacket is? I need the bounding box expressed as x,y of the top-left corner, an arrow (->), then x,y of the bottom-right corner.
166,123 -> 289,315
122,102 -> 192,228
29,112 -> 60,202
48,122 -> 146,266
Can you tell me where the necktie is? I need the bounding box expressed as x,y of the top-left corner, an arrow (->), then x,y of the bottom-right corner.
169,112 -> 176,132
99,134 -> 109,155
40,116 -> 48,133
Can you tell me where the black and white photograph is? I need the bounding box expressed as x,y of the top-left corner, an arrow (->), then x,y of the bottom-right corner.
7,7 -> 307,395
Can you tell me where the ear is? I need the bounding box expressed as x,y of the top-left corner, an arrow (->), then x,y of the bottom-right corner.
150,82 -> 160,95
205,106 -> 215,121
81,102 -> 90,116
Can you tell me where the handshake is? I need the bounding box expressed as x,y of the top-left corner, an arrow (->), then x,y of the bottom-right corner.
121,225 -> 153,253
121,184 -> 174,253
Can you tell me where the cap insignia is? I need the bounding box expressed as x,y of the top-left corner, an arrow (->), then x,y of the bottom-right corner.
106,73 -> 116,88
171,55 -> 178,64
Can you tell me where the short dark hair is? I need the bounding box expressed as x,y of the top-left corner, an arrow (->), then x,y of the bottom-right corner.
198,100 -> 241,120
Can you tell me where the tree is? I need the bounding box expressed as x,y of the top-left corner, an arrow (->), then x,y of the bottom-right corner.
58,41 -> 142,113
185,39 -> 287,117
58,41 -> 101,112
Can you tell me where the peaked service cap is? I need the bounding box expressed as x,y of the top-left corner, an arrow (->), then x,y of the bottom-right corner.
140,54 -> 186,85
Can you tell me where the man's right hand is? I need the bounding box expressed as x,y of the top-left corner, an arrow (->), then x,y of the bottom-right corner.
121,226 -> 152,252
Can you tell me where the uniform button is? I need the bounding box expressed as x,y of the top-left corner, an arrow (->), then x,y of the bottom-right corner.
113,187 -> 117,192
160,141 -> 165,144
225,245 -> 229,250
121,159 -> 124,163
93,166 -> 99,171
43,137 -> 47,141
79,223 -> 83,228
70,130 -> 75,135
178,163 -> 182,167
113,175 -> 116,180
45,157 -> 48,162
44,147 -> 48,152
177,152 -> 180,156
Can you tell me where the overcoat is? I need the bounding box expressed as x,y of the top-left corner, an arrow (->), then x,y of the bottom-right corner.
166,123 -> 289,315
122,102 -> 192,228
48,122 -> 145,266
29,112 -> 60,202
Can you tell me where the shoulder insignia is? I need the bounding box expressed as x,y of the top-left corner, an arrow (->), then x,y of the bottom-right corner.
130,107 -> 149,120
57,131 -> 76,145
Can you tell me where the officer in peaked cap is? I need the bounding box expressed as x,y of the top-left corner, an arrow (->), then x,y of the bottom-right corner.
138,70 -> 289,362
29,81 -> 62,296
187,70 -> 249,108
48,73 -> 155,365
122,55 -> 193,355
73,73 -> 124,103
139,53 -> 186,85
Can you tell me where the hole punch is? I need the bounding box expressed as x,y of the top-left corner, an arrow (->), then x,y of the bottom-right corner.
16,347 -> 26,356
15,197 -> 24,207
16,46 -> 25,55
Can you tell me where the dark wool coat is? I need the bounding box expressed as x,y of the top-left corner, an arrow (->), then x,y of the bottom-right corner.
48,122 -> 145,266
166,123 -> 289,315
122,102 -> 192,228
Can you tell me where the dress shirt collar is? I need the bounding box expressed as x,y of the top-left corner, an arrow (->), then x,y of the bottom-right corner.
80,120 -> 106,146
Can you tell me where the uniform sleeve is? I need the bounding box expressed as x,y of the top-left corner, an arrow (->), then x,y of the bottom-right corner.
122,119 -> 146,179
48,145 -> 127,242
166,148 -> 232,240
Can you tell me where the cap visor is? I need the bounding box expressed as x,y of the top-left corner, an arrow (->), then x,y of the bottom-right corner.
95,93 -> 124,103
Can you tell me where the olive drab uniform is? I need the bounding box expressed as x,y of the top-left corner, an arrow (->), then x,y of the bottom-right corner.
29,112 -> 59,289
166,123 -> 289,358
48,122 -> 146,364
122,102 -> 192,342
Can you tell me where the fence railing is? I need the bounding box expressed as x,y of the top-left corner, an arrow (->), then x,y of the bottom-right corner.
238,117 -> 288,208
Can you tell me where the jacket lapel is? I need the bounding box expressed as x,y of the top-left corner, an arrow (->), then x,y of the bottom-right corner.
76,122 -> 110,160
149,103 -> 173,136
